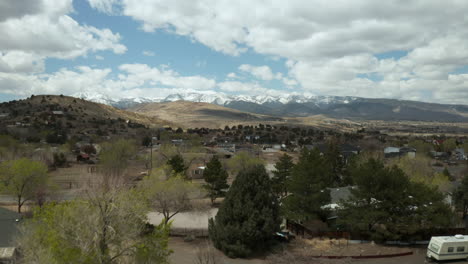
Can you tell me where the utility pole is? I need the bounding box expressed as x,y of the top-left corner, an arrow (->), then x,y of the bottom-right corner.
150,135 -> 153,174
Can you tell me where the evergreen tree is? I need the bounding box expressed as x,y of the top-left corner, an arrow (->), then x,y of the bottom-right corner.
166,154 -> 186,175
271,153 -> 294,200
455,175 -> 468,220
339,158 -> 453,241
324,139 -> 345,186
203,156 -> 229,204
208,165 -> 279,258
282,148 -> 331,222
443,167 -> 454,181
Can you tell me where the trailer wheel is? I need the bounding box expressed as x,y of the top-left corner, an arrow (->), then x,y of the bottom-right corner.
425,256 -> 435,263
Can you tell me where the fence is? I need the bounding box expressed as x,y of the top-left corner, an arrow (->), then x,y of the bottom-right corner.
286,220 -> 350,239
170,228 -> 209,238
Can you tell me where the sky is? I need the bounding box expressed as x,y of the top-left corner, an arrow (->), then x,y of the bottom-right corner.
1,0 -> 468,104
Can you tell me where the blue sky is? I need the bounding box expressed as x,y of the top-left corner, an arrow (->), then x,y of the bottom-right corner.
1,0 -> 468,104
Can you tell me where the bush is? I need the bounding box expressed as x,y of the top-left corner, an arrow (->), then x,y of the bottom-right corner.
53,153 -> 67,167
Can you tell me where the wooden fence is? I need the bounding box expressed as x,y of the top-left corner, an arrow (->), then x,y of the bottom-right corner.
286,220 -> 350,239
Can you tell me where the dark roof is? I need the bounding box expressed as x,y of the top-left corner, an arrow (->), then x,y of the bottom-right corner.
399,147 -> 416,153
0,208 -> 21,247
339,144 -> 361,153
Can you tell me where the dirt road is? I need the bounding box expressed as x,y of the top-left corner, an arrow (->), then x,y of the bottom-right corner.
169,238 -> 441,264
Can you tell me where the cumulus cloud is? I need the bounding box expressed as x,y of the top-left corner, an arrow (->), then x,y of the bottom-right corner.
0,0 -> 126,74
0,64 -> 217,99
84,0 -> 468,104
239,64 -> 277,81
142,50 -> 155,56
0,0 -> 44,22
87,0 -> 120,15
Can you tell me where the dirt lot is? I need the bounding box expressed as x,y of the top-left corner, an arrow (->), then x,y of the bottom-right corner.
168,237 -> 437,264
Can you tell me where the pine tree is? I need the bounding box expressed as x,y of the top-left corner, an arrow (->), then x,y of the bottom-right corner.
455,175 -> 468,220
282,148 -> 331,222
339,158 -> 453,241
443,167 -> 454,181
208,165 -> 280,258
271,153 -> 294,199
203,156 -> 229,204
324,139 -> 344,186
166,154 -> 186,175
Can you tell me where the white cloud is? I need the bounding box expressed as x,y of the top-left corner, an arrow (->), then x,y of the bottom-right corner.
87,0 -> 120,15
84,0 -> 468,104
239,64 -> 276,81
0,63 -> 218,99
0,0 -> 126,74
95,55 -> 104,60
0,51 -> 44,73
226,72 -> 237,79
282,78 -> 298,87
142,50 -> 155,56
0,0 -> 43,22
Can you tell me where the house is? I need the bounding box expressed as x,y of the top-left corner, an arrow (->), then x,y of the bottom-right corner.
245,135 -> 260,141
430,151 -> 450,160
52,110 -> 64,116
307,143 -> 361,163
217,143 -> 235,153
190,166 -> 205,179
262,145 -> 280,153
76,153 -> 90,163
399,147 -> 416,158
187,158 -> 208,179
384,146 -> 416,158
171,139 -> 184,146
453,148 -> 467,161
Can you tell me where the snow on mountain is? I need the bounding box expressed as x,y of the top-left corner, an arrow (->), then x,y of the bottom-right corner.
74,91 -> 357,109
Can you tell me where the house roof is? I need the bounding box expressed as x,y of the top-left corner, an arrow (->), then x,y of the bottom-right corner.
0,208 -> 21,247
399,147 -> 416,153
384,147 -> 400,153
339,143 -> 360,153
455,148 -> 465,155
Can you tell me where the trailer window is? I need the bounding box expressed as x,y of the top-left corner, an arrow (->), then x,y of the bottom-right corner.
430,243 -> 440,252
448,247 -> 454,253
457,246 -> 465,252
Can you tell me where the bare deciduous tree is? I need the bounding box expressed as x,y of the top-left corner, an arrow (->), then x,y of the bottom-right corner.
141,166 -> 205,225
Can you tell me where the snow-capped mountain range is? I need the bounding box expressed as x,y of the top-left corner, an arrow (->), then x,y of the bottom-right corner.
73,91 -> 468,122
73,91 -> 356,109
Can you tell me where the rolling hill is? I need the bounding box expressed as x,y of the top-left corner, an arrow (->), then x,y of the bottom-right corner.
77,91 -> 468,122
0,95 -> 173,142
129,101 -> 284,129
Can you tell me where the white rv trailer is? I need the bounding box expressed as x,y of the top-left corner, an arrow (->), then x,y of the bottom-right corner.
427,235 -> 468,261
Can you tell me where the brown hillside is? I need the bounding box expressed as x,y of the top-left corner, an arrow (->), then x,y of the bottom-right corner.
129,101 -> 284,129
0,95 -> 175,142
1,95 -> 172,127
